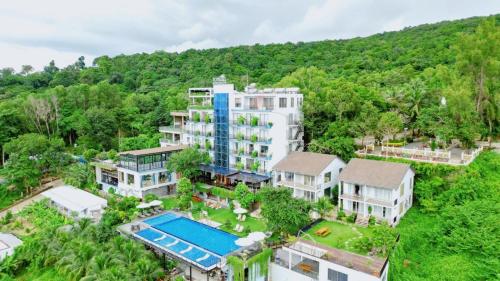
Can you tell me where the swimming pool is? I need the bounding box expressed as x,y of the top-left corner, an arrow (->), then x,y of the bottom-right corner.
144,212 -> 240,256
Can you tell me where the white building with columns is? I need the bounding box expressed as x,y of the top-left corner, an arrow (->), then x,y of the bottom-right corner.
338,158 -> 415,226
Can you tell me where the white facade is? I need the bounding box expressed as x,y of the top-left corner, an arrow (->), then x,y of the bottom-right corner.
273,157 -> 345,202
160,76 -> 304,177
339,169 -> 414,226
271,241 -> 388,281
115,166 -> 178,198
42,185 -> 108,221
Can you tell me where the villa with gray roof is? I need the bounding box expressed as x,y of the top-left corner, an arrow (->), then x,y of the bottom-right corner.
272,152 -> 346,202
338,158 -> 414,226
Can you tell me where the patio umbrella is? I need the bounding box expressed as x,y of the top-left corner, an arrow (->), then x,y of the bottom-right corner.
235,237 -> 254,247
149,200 -> 162,207
137,202 -> 150,209
233,207 -> 248,214
247,232 -> 266,242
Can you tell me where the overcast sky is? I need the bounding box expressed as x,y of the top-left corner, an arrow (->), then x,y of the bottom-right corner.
1,0 -> 499,71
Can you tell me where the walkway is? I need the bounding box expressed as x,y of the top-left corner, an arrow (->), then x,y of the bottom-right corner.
0,179 -> 62,218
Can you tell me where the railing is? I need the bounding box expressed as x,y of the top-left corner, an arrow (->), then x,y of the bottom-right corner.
230,120 -> 272,128
159,125 -> 183,133
276,180 -> 318,191
231,150 -> 272,160
461,146 -> 483,164
160,138 -> 181,145
380,146 -> 451,162
339,193 -> 393,207
229,134 -> 272,144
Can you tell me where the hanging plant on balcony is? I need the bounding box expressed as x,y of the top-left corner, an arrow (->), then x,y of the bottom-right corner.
237,115 -> 246,125
238,148 -> 244,155
193,112 -> 201,122
205,140 -> 212,150
250,116 -> 259,127
194,143 -> 200,149
236,162 -> 244,170
251,161 -> 260,172
250,134 -> 258,143
236,132 -> 244,141
267,121 -> 273,128
251,150 -> 258,158
204,115 -> 211,123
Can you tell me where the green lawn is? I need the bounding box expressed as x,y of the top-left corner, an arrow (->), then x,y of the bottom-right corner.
303,220 -> 374,255
161,197 -> 178,210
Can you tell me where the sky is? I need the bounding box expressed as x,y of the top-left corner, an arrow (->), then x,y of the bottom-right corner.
0,0 -> 499,71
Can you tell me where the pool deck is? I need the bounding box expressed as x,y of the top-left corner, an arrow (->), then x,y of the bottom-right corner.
117,211 -> 242,272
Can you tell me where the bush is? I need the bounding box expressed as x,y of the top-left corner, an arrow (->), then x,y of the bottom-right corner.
83,148 -> 99,161
251,150 -> 258,158
347,213 -> 357,223
337,209 -> 346,220
250,116 -> 259,127
144,193 -> 158,203
193,112 -> 201,122
1,211 -> 13,225
250,134 -> 258,143
237,115 -> 246,125
368,215 -> 376,226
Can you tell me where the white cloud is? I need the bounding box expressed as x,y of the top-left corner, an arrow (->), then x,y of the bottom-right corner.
0,0 -> 498,71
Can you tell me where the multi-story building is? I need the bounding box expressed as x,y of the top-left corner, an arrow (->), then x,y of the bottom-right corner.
159,75 -> 304,188
272,152 -> 346,202
271,238 -> 389,281
338,158 -> 415,226
111,146 -> 185,198
159,111 -> 188,147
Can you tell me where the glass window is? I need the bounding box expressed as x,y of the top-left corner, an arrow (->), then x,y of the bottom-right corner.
304,175 -> 314,186
324,172 -> 332,183
279,98 -> 287,108
248,97 -> 257,109
263,97 -> 274,110
328,268 -> 348,281
141,174 -> 154,188
119,172 -> 124,183
285,172 -> 294,182
400,183 -> 404,196
159,172 -> 168,183
235,98 -> 241,108
291,98 -> 295,107
127,174 -> 135,185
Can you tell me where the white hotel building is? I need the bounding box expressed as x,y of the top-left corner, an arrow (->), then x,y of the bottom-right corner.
160,75 -> 304,187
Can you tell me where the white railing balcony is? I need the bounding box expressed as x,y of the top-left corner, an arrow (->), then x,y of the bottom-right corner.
276,180 -> 318,191
159,125 -> 183,133
160,138 -> 181,145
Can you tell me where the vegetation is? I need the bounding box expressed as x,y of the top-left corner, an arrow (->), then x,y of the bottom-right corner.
165,147 -> 210,180
175,177 -> 192,210
390,151 -> 499,280
234,182 -> 255,209
259,187 -> 312,236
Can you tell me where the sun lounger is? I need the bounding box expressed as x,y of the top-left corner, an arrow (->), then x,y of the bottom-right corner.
154,235 -> 166,242
234,224 -> 241,232
241,215 -> 246,221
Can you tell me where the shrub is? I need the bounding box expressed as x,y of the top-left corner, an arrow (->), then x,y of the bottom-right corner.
83,148 -> 99,161
205,140 -> 212,150
237,115 -> 246,125
194,143 -> 200,149
1,211 -> 13,225
337,209 -> 346,220
236,133 -> 244,141
251,150 -> 258,158
193,112 -> 201,122
204,115 -> 211,123
347,213 -> 357,223
251,161 -> 260,172
144,193 -> 158,203
235,162 -> 244,170
368,215 -> 376,226
238,147 -> 244,155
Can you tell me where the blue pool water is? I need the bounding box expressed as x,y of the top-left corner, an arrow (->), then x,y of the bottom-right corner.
143,213 -> 240,256
144,213 -> 178,226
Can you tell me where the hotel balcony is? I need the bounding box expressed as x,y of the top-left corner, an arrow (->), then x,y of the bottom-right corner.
159,125 -> 184,134
339,193 -> 393,207
160,138 -> 181,146
276,180 -> 320,191
229,134 -> 272,144
231,150 -> 272,160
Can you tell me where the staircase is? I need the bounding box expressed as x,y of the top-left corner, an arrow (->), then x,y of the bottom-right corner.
355,215 -> 369,227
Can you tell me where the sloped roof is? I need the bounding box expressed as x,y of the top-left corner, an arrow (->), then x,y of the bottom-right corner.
42,185 -> 107,211
272,152 -> 341,176
339,158 -> 412,189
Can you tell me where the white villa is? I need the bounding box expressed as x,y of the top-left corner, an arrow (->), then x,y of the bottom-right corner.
114,146 -> 185,199
271,239 -> 388,281
0,233 -> 22,261
338,158 -> 414,226
42,185 -> 108,221
159,75 -> 304,189
272,152 -> 346,202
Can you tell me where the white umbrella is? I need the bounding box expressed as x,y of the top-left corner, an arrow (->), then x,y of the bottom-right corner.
247,232 -> 266,242
137,202 -> 150,209
235,237 -> 254,247
233,207 -> 248,214
149,200 -> 162,207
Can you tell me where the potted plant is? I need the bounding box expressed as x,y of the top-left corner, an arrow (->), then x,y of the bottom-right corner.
204,115 -> 211,124
250,116 -> 259,127
193,112 -> 201,122
237,115 -> 246,125
236,162 -> 244,170
251,161 -> 260,172
251,150 -> 258,158
250,134 -> 258,143
236,132 -> 244,141
238,147 -> 244,155
267,121 -> 273,128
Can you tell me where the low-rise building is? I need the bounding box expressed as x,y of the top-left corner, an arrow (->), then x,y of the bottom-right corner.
271,238 -> 388,281
0,233 -> 22,261
116,146 -> 185,198
92,160 -> 118,194
272,152 -> 346,202
41,185 -> 108,221
338,158 -> 414,226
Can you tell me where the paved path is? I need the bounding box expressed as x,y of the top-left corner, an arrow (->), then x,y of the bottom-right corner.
0,179 -> 63,218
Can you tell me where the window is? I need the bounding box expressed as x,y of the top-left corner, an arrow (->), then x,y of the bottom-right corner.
328,268 -> 348,281
248,97 -> 257,109
263,97 -> 274,110
279,98 -> 287,108
394,199 -> 398,206
285,172 -> 294,182
159,172 -> 168,183
127,174 -> 135,185
304,175 -> 314,186
291,98 -> 295,107
383,207 -> 387,217
304,190 -> 315,201
399,203 -> 403,214
393,216 -> 397,223
324,172 -> 331,183
298,98 -> 303,107
400,183 -> 404,196
119,172 -> 124,183
234,98 -> 241,108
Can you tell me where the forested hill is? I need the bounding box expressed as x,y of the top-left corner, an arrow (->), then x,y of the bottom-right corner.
0,15 -> 498,158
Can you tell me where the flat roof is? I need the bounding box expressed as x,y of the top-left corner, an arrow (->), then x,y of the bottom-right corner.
0,233 -> 22,252
339,158 -> 412,189
272,152 -> 341,176
42,185 -> 107,212
119,145 -> 186,156
291,239 -> 387,278
228,171 -> 271,184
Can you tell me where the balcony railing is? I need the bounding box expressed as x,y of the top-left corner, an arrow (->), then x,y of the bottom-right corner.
160,138 -> 181,145
231,150 -> 272,160
230,120 -> 273,128
276,180 -> 318,191
339,193 -> 393,207
159,125 -> 183,133
229,134 -> 272,144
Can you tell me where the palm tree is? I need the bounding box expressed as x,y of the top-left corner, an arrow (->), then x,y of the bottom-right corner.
133,257 -> 165,281
56,240 -> 95,281
315,197 -> 334,219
